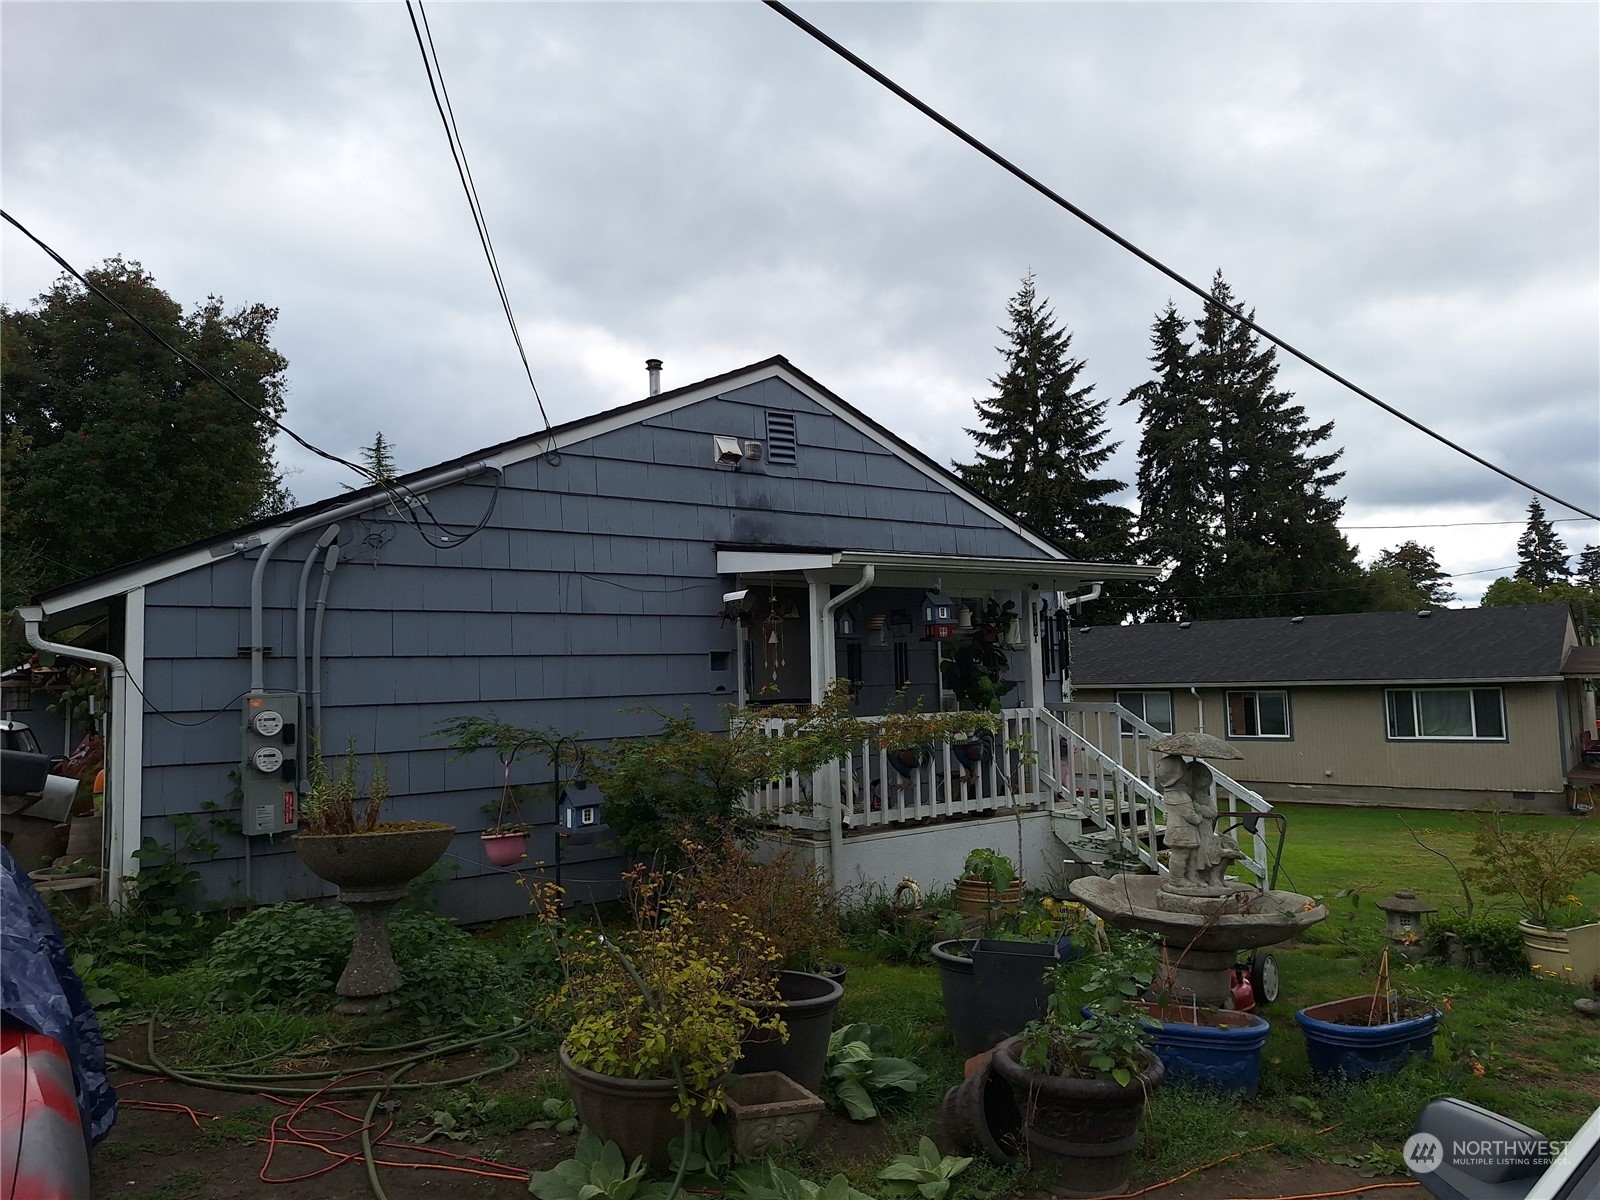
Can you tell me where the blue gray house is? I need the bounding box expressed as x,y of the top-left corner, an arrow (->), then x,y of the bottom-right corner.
20,357 -> 1179,922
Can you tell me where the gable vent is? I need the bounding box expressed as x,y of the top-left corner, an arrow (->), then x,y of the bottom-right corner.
764,411 -> 798,465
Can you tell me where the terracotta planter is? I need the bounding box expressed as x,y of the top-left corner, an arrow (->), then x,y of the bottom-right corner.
722,1071 -> 824,1158
559,1044 -> 700,1169
480,829 -> 528,867
1520,920 -> 1600,988
737,970 -> 844,1093
990,1037 -> 1164,1197
955,877 -> 1023,918
1294,996 -> 1439,1080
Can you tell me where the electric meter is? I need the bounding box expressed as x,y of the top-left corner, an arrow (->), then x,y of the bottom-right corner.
241,693 -> 300,835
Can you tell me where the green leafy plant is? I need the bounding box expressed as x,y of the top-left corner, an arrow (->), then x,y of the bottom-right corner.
1018,930 -> 1157,1086
528,1128 -> 676,1200
204,901 -> 351,1007
1463,812 -> 1600,929
725,1159 -> 875,1200
1432,910 -> 1527,974
960,848 -> 1016,892
529,1097 -> 580,1135
824,1023 -> 928,1120
1331,1145 -> 1406,1177
666,1125 -> 734,1186
878,1136 -> 972,1200
938,599 -> 1018,713
537,867 -> 784,1116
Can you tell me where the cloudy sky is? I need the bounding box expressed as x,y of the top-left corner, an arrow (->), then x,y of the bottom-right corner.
4,2 -> 1596,604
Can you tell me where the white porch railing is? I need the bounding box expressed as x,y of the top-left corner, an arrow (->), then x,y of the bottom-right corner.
743,708 -> 1050,831
1047,703 -> 1275,885
740,702 -> 1276,888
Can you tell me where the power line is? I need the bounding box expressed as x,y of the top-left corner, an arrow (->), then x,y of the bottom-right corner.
1340,517 -> 1598,531
2,208 -> 380,487
404,1 -> 556,458
762,1 -> 1600,526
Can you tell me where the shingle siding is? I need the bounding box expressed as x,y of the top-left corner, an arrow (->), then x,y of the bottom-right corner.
131,374 -> 1059,921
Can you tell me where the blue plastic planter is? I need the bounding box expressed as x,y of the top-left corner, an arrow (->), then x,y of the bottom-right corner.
1295,996 -> 1439,1081
1083,1003 -> 1270,1099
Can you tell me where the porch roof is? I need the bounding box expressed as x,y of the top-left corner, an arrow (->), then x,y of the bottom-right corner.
715,547 -> 1161,592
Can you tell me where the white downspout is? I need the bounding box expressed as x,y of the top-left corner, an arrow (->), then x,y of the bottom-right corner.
17,603 -> 137,911
1190,687 -> 1205,735
1056,582 -> 1103,700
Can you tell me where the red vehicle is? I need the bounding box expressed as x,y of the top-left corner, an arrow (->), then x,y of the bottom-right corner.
1,1017 -> 92,1200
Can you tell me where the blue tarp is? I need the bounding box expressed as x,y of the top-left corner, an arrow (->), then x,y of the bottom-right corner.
1,846 -> 118,1145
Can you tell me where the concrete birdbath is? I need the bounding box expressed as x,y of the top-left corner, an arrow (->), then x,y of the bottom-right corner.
1070,733 -> 1325,1005
292,823 -> 455,1012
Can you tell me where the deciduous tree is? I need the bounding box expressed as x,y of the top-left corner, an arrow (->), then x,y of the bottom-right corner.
2,258 -> 292,612
1369,540 -> 1454,608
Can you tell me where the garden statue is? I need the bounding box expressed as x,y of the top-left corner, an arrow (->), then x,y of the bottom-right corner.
1155,752 -> 1243,895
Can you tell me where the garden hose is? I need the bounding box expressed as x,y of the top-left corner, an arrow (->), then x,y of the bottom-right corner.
106,1014 -> 537,1199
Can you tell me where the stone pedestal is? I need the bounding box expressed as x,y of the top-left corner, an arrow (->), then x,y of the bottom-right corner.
335,884 -> 408,1010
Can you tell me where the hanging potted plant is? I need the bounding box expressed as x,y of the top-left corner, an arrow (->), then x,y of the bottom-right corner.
1462,812 -> 1600,987
939,599 -> 1019,714
989,931 -> 1164,1194
436,716 -> 586,869
537,867 -> 784,1168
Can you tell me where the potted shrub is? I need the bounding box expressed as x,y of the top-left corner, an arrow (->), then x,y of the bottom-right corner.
675,832 -> 846,1093
537,867 -> 784,1168
1462,812 -> 1600,987
1294,950 -> 1442,1080
989,932 -> 1164,1194
939,599 -> 1018,713
955,848 -> 1022,919
290,737 -> 455,1009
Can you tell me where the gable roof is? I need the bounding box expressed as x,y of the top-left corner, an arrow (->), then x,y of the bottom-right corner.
1070,604 -> 1576,687
34,356 -> 1152,618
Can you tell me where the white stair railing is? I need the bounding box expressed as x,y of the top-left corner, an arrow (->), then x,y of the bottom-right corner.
1042,703 -> 1276,885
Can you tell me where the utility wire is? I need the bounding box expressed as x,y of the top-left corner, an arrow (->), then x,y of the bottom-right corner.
405,1 -> 556,458
762,1 -> 1600,525
1341,517 -> 1597,531
2,208 -> 380,487
4,209 -> 501,552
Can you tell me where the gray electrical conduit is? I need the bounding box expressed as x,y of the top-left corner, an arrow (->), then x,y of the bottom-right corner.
295,524 -> 342,767
250,460 -> 501,692
309,540 -> 342,744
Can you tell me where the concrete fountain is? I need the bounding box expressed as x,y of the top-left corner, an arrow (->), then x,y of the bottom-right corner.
1069,732 -> 1326,1006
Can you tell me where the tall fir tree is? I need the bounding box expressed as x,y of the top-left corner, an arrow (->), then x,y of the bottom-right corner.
344,431 -> 399,490
1123,301 -> 1214,620
1514,498 -> 1571,588
1575,544 -> 1600,589
956,275 -> 1133,616
1125,272 -> 1362,620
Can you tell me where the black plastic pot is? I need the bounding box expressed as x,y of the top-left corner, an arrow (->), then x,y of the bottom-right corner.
932,938 -> 983,1055
971,939 -> 1056,1049
737,970 -> 844,1093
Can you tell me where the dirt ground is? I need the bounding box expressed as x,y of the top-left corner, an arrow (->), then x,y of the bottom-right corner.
92,1030 -> 1414,1200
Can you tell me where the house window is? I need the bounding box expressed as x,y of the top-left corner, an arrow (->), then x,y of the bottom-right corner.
893,641 -> 911,689
1227,691 -> 1291,739
1386,688 -> 1506,741
844,642 -> 864,698
764,412 -> 798,465
1116,691 -> 1173,736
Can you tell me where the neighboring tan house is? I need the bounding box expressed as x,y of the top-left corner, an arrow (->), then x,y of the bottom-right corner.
1068,603 -> 1598,814
15,356 -> 1170,921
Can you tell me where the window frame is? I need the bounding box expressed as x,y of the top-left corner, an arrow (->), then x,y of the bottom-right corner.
1116,690 -> 1174,737
1384,687 -> 1507,742
1225,690 -> 1293,740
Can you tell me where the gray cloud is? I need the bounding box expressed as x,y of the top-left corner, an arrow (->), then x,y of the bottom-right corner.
4,1 -> 1595,608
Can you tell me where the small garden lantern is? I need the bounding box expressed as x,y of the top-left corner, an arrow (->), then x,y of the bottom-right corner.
922,588 -> 957,640
1376,890 -> 1436,944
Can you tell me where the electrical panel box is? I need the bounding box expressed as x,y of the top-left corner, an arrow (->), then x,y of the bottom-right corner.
240,693 -> 300,835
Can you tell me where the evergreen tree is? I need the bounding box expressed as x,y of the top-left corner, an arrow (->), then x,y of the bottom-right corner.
1369,541 -> 1454,607
344,431 -> 399,490
2,257 -> 291,613
1515,499 -> 1571,588
1123,302 -> 1213,620
1125,272 -> 1362,620
1575,544 -> 1600,589
956,274 -> 1133,607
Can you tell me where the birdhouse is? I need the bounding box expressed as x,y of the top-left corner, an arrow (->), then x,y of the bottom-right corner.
922,589 -> 956,640
558,778 -> 605,831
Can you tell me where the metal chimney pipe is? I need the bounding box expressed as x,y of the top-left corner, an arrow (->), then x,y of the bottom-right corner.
646,358 -> 663,396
